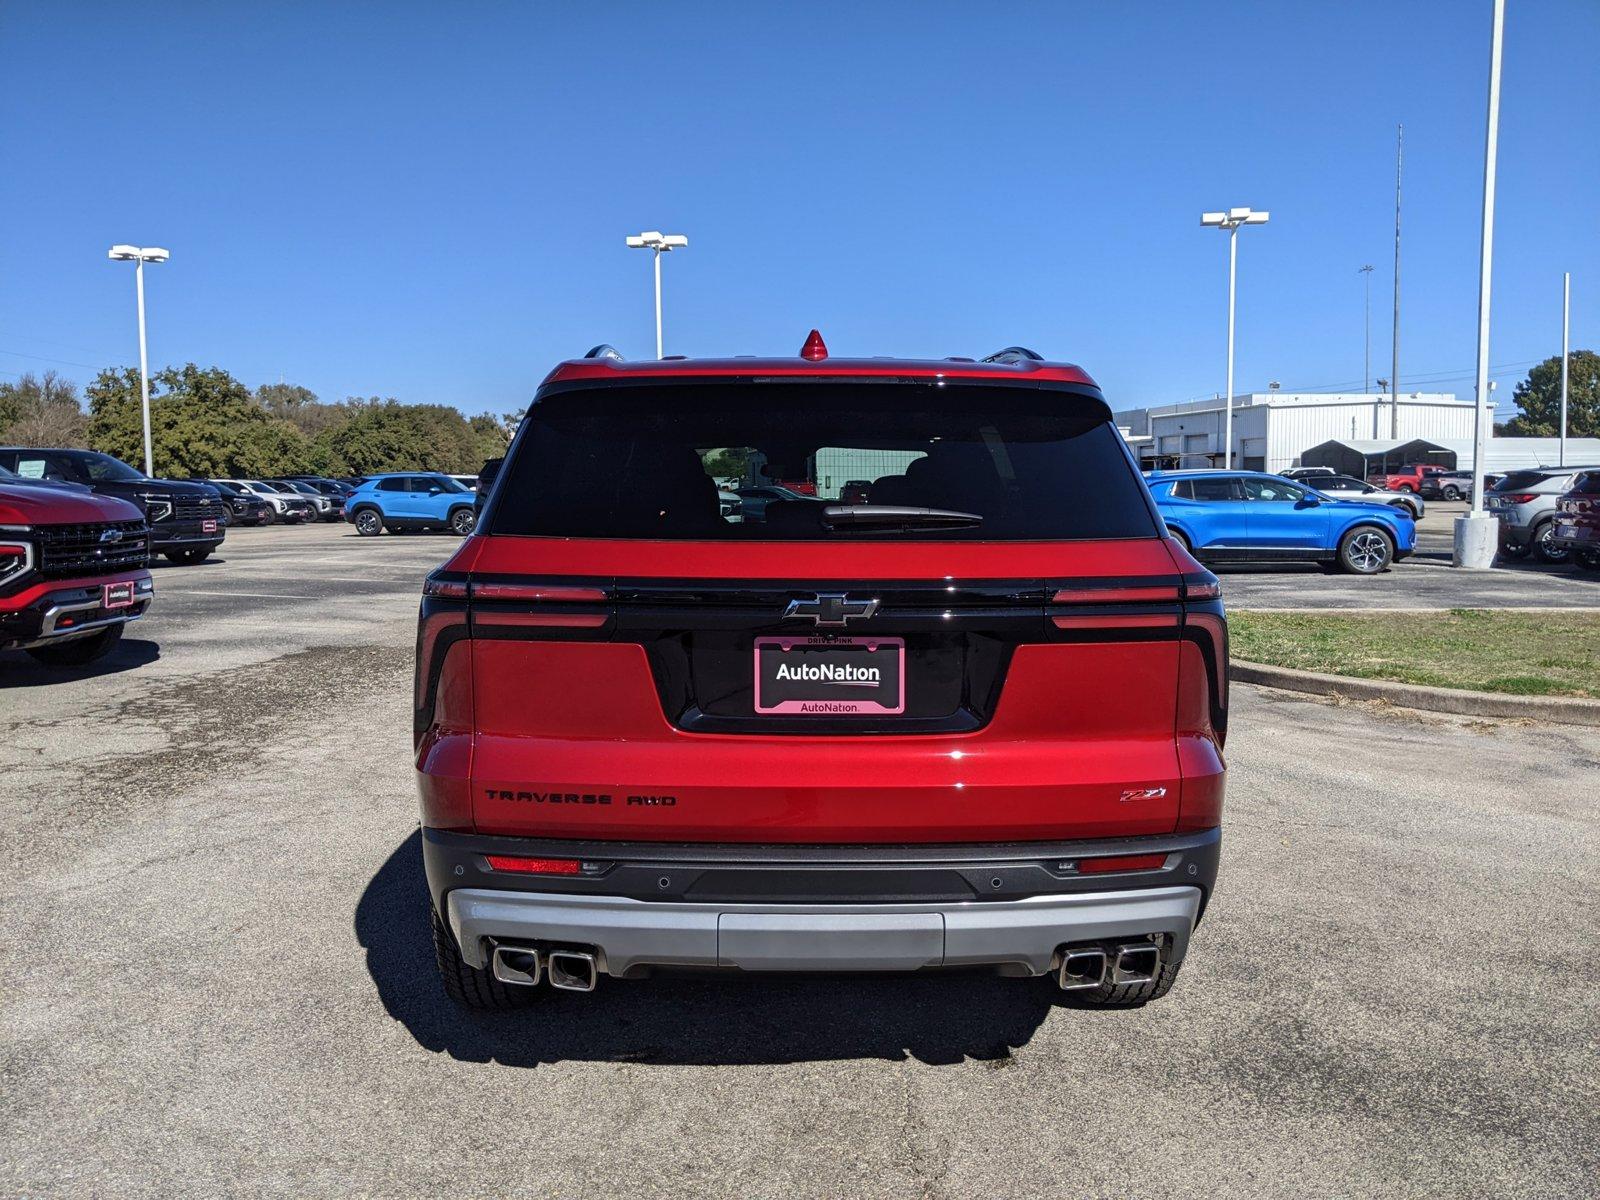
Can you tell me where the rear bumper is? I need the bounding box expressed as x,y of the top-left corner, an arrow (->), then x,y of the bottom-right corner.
447,885 -> 1202,976
425,825 -> 1219,977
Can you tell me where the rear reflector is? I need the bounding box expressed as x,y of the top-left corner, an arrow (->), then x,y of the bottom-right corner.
484,855 -> 582,875
1078,853 -> 1168,874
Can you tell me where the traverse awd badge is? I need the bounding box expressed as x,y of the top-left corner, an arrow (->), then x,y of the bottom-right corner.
781,593 -> 880,627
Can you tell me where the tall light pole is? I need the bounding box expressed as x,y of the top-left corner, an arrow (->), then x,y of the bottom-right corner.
1392,124 -> 1403,438
107,244 -> 169,477
1559,272 -> 1571,467
1359,264 -> 1375,393
1454,0 -> 1505,569
1200,208 -> 1269,469
625,230 -> 688,358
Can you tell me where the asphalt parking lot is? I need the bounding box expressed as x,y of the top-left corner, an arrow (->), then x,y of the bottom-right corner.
3,522 -> 1598,1198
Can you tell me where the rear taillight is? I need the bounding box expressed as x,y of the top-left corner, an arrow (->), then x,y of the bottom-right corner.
1500,493 -> 1537,504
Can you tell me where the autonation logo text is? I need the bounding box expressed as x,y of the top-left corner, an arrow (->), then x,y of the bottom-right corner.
773,661 -> 881,684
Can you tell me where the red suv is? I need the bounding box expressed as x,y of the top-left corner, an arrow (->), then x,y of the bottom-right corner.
1,477 -> 154,665
416,337 -> 1226,1009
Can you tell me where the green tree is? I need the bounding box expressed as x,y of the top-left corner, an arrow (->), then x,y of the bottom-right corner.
86,363 -> 313,476
313,399 -> 495,475
0,371 -> 89,447
1504,350 -> 1600,438
255,381 -> 359,439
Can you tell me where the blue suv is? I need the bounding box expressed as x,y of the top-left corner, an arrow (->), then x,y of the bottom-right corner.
343,472 -> 478,537
1147,470 -> 1415,574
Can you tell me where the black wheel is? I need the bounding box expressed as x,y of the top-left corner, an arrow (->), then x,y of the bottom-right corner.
1338,525 -> 1394,574
432,908 -> 538,1011
1443,485 -> 1462,501
164,549 -> 211,565
353,508 -> 384,537
1499,540 -> 1530,560
1167,528 -> 1191,554
1532,521 -> 1570,564
1574,549 -> 1600,572
449,507 -> 477,537
25,624 -> 123,667
1067,941 -> 1183,1008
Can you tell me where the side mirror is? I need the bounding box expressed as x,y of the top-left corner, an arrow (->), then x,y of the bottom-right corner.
1296,496 -> 1322,508
427,485 -> 443,495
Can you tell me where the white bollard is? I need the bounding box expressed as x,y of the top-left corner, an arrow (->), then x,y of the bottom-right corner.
1452,513 -> 1499,568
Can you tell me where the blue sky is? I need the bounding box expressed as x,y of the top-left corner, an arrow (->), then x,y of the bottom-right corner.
1,1 -> 1595,420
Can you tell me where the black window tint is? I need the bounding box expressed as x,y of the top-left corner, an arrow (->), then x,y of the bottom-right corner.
376,478 -> 406,492
490,381 -> 1157,541
1574,472 -> 1600,495
1495,471 -> 1551,491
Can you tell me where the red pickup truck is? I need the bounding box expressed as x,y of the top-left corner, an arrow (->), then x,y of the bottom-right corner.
1,477 -> 154,665
1367,464 -> 1447,494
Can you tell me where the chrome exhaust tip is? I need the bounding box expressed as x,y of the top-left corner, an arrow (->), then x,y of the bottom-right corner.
489,942 -> 543,987
1111,941 -> 1161,985
1057,946 -> 1108,991
546,949 -> 598,993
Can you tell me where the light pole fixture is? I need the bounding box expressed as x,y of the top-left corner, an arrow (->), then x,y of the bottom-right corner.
1200,208 -> 1269,469
107,244 -> 170,477
625,230 -> 688,359
1359,264 -> 1375,393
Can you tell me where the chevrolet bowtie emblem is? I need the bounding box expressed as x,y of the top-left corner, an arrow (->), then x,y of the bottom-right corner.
782,593 -> 880,627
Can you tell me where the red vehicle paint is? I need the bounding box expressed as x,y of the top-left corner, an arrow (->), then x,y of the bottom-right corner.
0,481 -> 154,665
416,336 -> 1226,1008
1367,464 -> 1447,493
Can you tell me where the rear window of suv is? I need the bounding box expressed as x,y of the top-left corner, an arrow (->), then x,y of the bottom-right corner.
489,381 -> 1159,541
1495,471 -> 1555,491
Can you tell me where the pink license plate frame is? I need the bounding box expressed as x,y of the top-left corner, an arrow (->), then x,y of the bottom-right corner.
753,635 -> 906,715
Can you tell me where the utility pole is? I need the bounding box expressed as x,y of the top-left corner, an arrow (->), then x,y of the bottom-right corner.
1360,264 -> 1374,393
1560,272 -> 1571,466
1391,124 -> 1403,439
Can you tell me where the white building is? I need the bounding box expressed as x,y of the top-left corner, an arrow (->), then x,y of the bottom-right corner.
1114,392 -> 1475,473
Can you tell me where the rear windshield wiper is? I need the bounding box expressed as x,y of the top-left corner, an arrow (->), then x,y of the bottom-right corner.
820,505 -> 984,531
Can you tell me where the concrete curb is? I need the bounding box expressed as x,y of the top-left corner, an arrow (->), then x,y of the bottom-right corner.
1230,660 -> 1600,727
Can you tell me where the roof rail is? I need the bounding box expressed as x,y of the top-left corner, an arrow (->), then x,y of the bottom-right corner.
583,344 -> 624,361
980,346 -> 1044,365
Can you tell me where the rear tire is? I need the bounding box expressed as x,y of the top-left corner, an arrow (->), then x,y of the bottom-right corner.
1443,485 -> 1462,500
164,548 -> 211,565
1167,528 -> 1191,554
1532,520 -> 1570,564
1338,525 -> 1393,574
25,623 -> 123,667
1574,549 -> 1600,572
449,506 -> 477,536
432,908 -> 538,1011
353,508 -> 383,537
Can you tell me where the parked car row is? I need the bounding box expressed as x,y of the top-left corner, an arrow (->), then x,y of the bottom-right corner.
1509,465 -> 1600,571
0,446 -> 225,564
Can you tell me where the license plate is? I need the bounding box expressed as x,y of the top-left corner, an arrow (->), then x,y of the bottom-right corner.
103,581 -> 134,609
754,636 -> 905,715
202,519 -> 217,533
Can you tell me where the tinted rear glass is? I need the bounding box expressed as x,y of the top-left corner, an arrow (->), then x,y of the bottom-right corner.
489,382 -> 1158,540
1495,471 -> 1553,491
